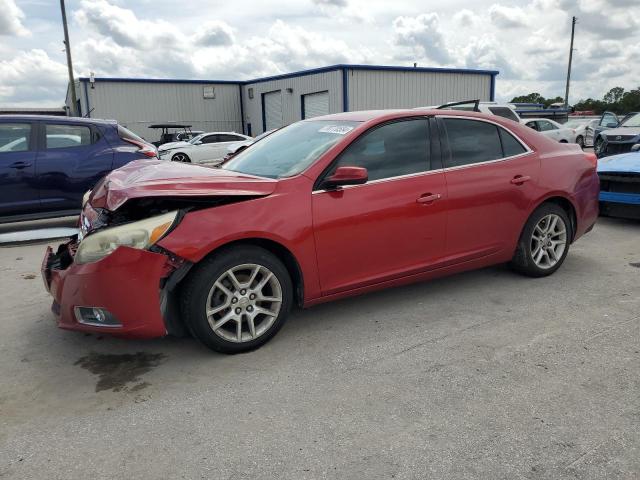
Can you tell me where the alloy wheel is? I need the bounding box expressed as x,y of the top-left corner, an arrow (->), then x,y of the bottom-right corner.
205,264 -> 282,343
172,153 -> 189,162
530,214 -> 567,269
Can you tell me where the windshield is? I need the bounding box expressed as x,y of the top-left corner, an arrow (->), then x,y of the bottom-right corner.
223,120 -> 360,178
189,134 -> 206,144
621,113 -> 640,127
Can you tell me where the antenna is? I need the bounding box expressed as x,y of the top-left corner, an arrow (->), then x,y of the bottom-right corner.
564,16 -> 577,108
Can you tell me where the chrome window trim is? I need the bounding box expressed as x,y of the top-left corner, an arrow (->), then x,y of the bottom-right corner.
312,169 -> 441,194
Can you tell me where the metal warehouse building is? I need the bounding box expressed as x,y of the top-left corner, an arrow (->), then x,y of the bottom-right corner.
66,64 -> 498,139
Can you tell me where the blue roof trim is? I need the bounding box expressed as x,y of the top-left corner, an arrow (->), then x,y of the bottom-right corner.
78,77 -> 240,85
78,64 -> 499,87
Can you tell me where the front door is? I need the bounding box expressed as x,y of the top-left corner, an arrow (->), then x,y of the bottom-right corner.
36,122 -> 114,212
438,116 -> 539,260
312,118 -> 448,295
0,121 -> 39,217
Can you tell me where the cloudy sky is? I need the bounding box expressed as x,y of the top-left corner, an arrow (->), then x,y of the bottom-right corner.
1,0 -> 638,107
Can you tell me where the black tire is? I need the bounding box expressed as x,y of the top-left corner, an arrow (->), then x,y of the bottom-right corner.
510,203 -> 572,278
559,139 -> 568,143
181,246 -> 293,354
576,135 -> 584,149
172,152 -> 191,163
594,136 -> 606,158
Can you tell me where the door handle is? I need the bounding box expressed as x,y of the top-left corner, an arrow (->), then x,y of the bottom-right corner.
510,175 -> 531,185
9,161 -> 32,169
417,193 -> 441,204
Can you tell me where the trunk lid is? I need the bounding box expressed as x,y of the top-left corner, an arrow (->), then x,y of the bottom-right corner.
90,160 -> 277,211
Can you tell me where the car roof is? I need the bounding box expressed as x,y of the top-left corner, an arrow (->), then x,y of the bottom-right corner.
310,108 -> 515,123
0,114 -> 117,125
523,118 -> 558,123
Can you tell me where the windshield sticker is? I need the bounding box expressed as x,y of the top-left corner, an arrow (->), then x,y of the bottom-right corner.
318,125 -> 354,135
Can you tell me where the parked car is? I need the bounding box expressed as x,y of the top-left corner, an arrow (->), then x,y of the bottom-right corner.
223,129 -> 276,162
42,109 -> 599,353
524,118 -> 575,143
593,112 -> 640,158
158,131 -> 251,165
597,150 -> 640,219
0,115 -> 156,223
564,118 -> 599,148
428,100 -> 522,123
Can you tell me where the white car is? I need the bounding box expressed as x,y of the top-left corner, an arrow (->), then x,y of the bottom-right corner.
158,131 -> 252,165
419,100 -> 522,123
563,118 -> 599,148
524,118 -> 575,143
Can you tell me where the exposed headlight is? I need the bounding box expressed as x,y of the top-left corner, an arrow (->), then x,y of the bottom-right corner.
75,211 -> 178,264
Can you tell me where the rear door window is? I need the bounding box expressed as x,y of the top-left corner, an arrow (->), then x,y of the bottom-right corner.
218,134 -> 243,142
442,118 -> 503,167
200,135 -> 220,144
0,123 -> 32,152
45,124 -> 92,149
498,128 -> 527,157
537,120 -> 556,132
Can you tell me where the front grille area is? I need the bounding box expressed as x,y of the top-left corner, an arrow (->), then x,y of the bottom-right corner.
606,135 -> 636,142
599,173 -> 640,194
604,143 -> 635,155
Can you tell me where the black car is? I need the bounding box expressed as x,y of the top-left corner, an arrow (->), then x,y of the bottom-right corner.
593,111 -> 640,158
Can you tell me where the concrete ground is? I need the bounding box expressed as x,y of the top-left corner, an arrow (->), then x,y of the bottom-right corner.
0,217 -> 638,479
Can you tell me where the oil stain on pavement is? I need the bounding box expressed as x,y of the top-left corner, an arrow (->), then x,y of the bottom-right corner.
75,352 -> 166,392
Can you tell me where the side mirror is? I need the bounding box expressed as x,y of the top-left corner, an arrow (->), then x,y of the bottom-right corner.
323,166 -> 368,189
631,144 -> 640,152
606,122 -> 618,128
194,140 -> 203,145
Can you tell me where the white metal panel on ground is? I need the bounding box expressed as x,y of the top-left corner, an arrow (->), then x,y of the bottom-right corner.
302,91 -> 329,119
346,69 -> 492,110
263,90 -> 283,131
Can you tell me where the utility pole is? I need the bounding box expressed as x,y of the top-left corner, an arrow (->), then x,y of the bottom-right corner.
60,0 -> 78,116
564,16 -> 577,108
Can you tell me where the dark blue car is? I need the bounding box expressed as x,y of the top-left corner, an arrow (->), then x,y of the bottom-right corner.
0,115 -> 157,222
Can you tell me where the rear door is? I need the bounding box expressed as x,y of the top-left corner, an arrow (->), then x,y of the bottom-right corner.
537,120 -> 560,140
0,121 -> 39,216
312,117 -> 448,294
438,116 -> 538,261
36,121 -> 114,212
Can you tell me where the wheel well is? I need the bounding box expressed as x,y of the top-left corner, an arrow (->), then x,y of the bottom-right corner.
542,197 -> 577,241
202,238 -> 304,307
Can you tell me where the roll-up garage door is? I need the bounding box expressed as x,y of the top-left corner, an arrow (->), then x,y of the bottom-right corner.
302,91 -> 329,119
263,90 -> 283,131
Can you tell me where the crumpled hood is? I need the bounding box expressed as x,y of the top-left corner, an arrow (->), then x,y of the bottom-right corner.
600,127 -> 640,138
158,141 -> 191,151
598,152 -> 640,174
90,160 -> 277,211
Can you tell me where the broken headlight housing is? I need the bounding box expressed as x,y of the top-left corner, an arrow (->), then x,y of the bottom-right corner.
75,211 -> 178,264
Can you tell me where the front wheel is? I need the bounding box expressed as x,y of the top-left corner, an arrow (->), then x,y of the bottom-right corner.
510,203 -> 571,277
594,136 -> 606,158
171,152 -> 191,163
181,246 -> 293,353
576,135 -> 584,148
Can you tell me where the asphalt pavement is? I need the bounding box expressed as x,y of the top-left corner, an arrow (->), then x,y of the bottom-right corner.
0,216 -> 638,479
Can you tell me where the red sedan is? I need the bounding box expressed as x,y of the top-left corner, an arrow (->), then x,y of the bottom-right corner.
42,109 -> 599,353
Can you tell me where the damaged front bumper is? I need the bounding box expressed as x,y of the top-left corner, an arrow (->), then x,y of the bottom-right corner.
42,239 -> 183,338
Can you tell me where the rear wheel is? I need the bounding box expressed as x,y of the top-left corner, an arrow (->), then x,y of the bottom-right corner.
181,246 -> 293,353
510,203 -> 571,277
172,152 -> 191,163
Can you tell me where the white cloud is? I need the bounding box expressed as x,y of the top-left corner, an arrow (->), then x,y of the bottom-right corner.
392,13 -> 452,65
452,9 -> 476,27
488,4 -> 528,29
193,21 -> 235,47
0,49 -> 67,106
0,0 -> 29,36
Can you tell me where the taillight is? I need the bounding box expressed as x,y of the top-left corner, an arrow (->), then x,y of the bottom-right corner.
123,138 -> 157,158
584,152 -> 597,168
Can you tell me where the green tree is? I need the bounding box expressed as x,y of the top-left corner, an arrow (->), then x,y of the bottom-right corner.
510,93 -> 546,104
620,87 -> 640,113
604,87 -> 625,104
